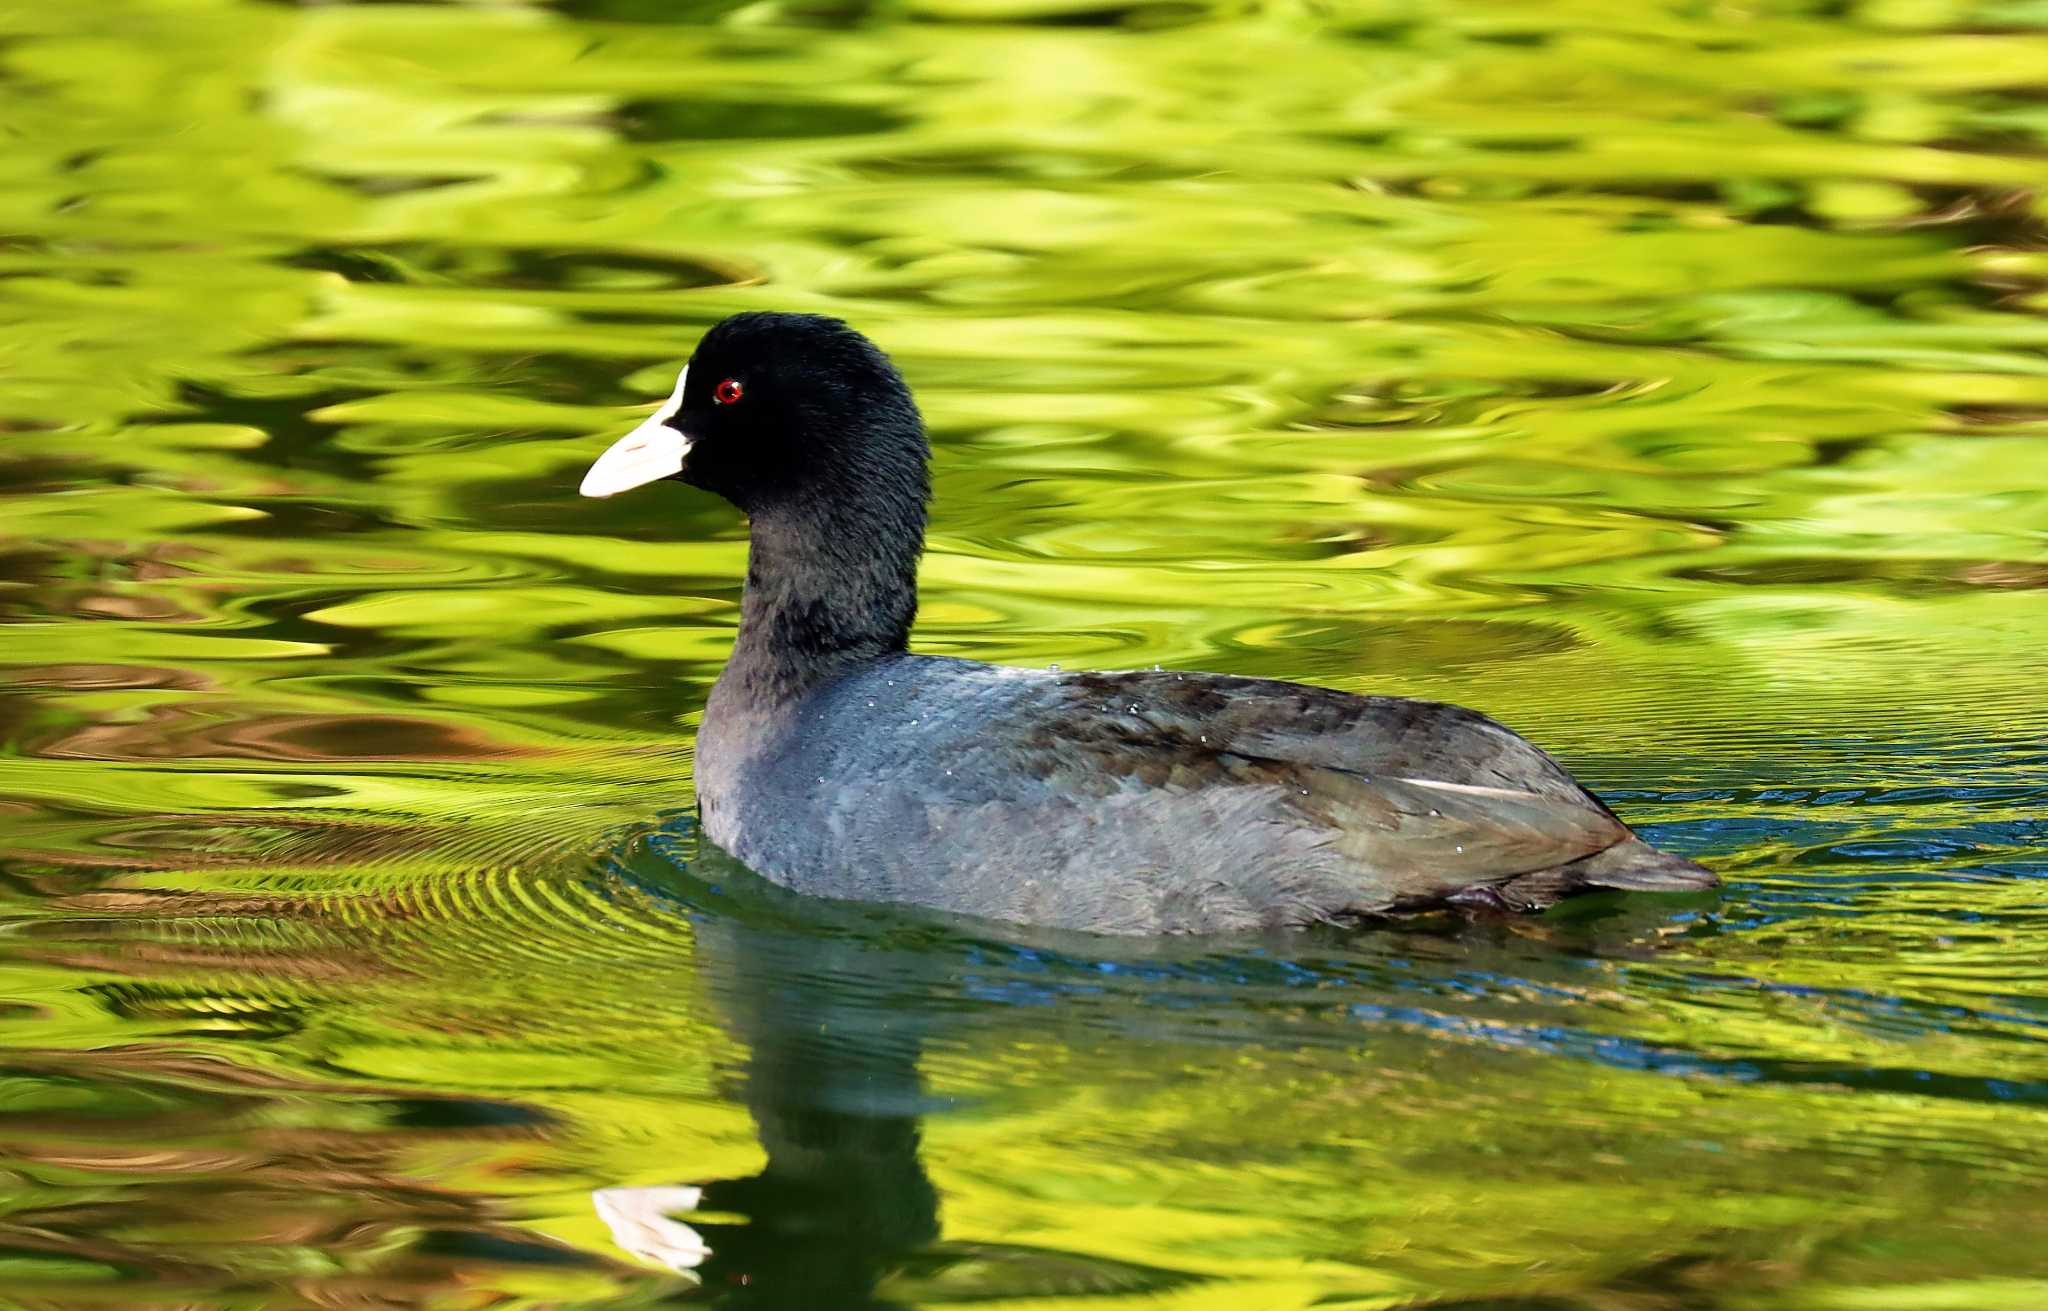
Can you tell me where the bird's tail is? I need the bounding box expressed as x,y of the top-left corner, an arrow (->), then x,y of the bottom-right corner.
1572,837 -> 1718,891
1494,836 -> 1716,909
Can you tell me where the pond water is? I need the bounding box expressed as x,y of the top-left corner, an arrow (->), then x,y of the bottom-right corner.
3,0 -> 2048,1306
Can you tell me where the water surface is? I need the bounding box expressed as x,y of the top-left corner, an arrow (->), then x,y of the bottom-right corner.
2,0 -> 2047,1306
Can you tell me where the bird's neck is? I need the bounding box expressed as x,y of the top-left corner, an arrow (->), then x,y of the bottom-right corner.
717,495 -> 924,708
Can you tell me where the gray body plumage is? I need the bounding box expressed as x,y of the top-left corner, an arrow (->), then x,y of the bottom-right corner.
698,654 -> 1713,935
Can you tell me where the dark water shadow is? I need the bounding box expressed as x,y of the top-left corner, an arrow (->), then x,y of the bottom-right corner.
594,828 -> 1213,1306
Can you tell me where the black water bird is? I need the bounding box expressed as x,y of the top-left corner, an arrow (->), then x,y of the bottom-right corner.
579,312 -> 1716,934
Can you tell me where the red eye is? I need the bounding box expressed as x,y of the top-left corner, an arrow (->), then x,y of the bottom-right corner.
714,378 -> 744,405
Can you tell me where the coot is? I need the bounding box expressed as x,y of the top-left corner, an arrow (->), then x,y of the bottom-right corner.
580,312 -> 1715,934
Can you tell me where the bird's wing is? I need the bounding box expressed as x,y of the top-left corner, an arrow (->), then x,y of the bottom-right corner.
1004,670 -> 1629,898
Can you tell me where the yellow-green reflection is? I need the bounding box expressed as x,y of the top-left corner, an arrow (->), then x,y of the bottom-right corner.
1,0 -> 2046,1306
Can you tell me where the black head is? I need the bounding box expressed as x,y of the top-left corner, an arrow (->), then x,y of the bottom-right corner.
580,312 -> 929,520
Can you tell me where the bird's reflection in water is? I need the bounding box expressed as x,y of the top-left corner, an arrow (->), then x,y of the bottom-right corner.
598,938 -> 942,1308
592,827 -> 1191,1309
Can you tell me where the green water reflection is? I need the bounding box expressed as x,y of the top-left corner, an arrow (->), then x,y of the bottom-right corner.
2,0 -> 2047,1305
